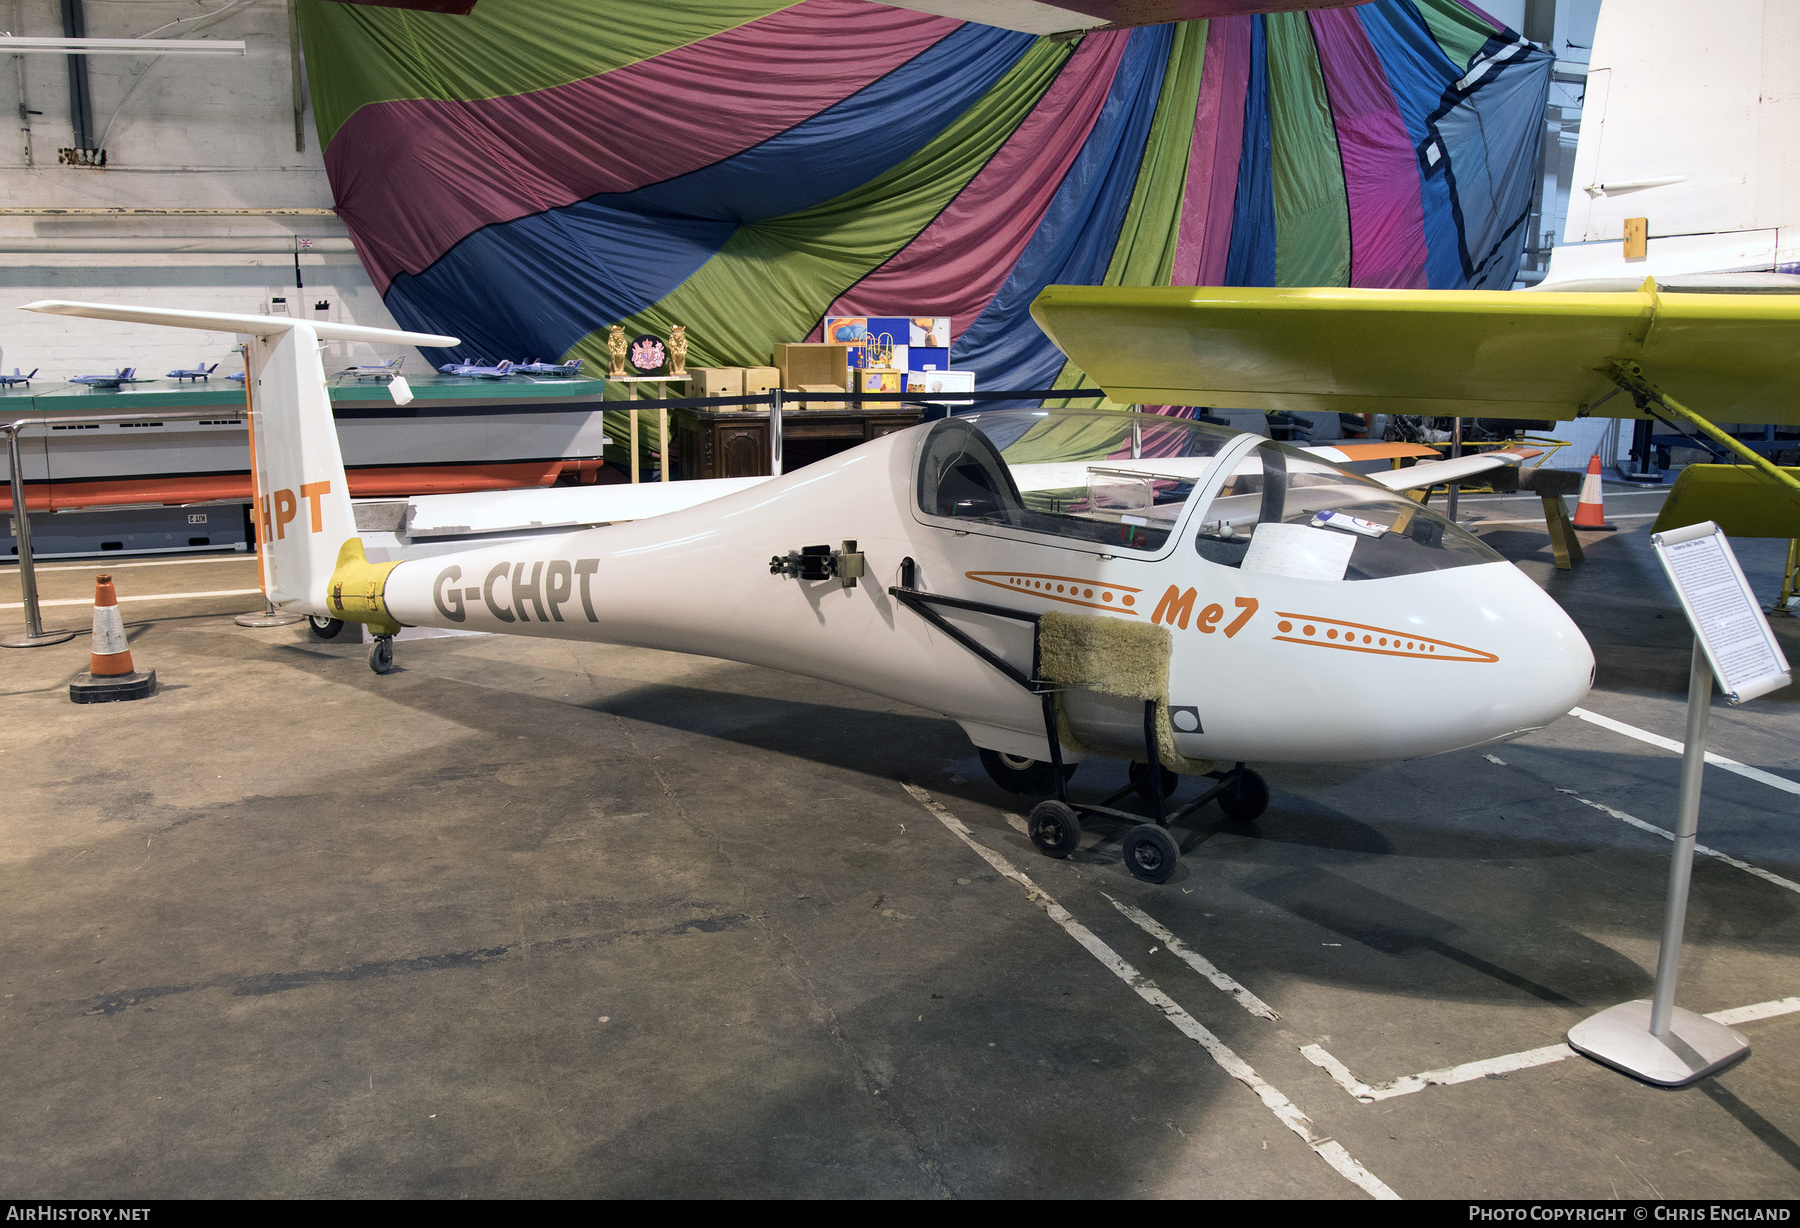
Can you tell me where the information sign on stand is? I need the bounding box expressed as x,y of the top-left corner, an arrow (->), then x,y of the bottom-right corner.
1567,521 -> 1791,1085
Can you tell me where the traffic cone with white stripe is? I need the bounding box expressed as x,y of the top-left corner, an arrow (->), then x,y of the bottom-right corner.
69,574 -> 156,703
1571,454 -> 1617,531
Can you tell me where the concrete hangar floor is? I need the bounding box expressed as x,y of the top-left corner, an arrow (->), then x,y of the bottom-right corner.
2,485 -> 1798,1200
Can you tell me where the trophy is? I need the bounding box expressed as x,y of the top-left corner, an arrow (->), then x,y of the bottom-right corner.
607,325 -> 627,379
668,325 -> 688,379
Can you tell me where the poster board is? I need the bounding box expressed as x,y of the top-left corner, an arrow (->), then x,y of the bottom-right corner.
1653,521 -> 1792,704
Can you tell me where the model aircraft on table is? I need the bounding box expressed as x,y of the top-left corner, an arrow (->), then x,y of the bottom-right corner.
0,366 -> 37,387
438,359 -> 514,379
68,367 -> 154,389
513,358 -> 584,378
167,362 -> 219,382
342,357 -> 404,381
25,300 -> 1604,884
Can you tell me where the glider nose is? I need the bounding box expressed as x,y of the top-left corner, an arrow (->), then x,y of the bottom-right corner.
1491,569 -> 1595,737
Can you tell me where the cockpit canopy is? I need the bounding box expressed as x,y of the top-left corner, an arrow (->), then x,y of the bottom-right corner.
915,410 -> 1502,581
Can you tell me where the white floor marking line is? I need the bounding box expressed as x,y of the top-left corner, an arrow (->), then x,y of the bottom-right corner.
1569,706 -> 1800,797
1104,896 -> 1281,1021
1303,998 -> 1800,1103
1,588 -> 260,610
12,554 -> 256,574
1708,996 -> 1800,1026
1302,1041 -> 1576,1102
1570,795 -> 1800,896
901,784 -> 1398,1201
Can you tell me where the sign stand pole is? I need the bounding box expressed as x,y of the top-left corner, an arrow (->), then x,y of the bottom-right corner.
1566,640 -> 1749,1084
1566,519 -> 1789,1086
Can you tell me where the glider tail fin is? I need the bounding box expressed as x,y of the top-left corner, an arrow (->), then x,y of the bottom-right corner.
243,321 -> 360,614
17,300 -> 458,616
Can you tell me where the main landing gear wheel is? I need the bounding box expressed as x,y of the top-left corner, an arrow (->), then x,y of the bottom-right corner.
1028,800 -> 1082,859
1216,768 -> 1269,822
1129,761 -> 1179,806
979,747 -> 1076,797
1122,824 -> 1179,884
368,636 -> 395,675
309,615 -> 345,640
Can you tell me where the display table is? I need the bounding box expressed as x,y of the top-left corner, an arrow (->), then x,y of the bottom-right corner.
672,406 -> 923,480
604,373 -> 689,483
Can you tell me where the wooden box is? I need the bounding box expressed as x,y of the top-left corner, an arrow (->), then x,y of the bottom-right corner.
743,366 -> 781,397
688,366 -> 744,397
796,383 -> 847,410
857,368 -> 905,394
773,342 -> 850,392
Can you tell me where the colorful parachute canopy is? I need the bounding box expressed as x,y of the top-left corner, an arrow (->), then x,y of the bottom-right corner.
302,0 -> 1550,413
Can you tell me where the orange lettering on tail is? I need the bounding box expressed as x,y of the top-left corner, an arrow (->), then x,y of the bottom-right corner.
273,488 -> 297,540
299,480 -> 331,533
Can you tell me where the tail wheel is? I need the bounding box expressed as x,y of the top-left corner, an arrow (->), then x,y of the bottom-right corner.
368,637 -> 395,675
978,747 -> 1076,797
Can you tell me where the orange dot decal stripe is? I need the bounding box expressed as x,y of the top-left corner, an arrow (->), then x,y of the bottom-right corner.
1271,611 -> 1497,663
965,571 -> 1143,615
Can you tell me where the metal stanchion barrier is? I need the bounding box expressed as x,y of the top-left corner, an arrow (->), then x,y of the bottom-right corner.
1,423 -> 76,647
1445,415 -> 1462,522
769,387 -> 783,476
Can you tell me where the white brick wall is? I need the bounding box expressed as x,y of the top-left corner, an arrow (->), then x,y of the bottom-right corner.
0,1 -> 430,375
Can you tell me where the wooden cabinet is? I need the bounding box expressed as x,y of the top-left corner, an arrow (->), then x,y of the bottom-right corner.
671,407 -> 923,480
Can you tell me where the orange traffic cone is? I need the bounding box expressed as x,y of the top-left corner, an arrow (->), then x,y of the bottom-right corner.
69,574 -> 156,703
1572,454 -> 1617,531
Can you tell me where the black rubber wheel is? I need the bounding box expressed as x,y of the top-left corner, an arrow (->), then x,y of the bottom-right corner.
1217,769 -> 1269,822
979,747 -> 1076,797
368,637 -> 395,675
1129,761 -> 1179,806
1027,800 -> 1082,859
309,615 -> 345,640
1122,823 -> 1179,884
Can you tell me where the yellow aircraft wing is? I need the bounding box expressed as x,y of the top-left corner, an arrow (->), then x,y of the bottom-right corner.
1029,283 -> 1800,426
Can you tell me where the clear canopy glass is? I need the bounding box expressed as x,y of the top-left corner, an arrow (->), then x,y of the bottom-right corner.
915,410 -> 1503,579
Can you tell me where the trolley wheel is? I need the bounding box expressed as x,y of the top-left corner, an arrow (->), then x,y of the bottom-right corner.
979,747 -> 1076,797
1122,823 -> 1179,884
368,636 -> 395,675
1027,800 -> 1082,859
1217,769 -> 1269,822
309,615 -> 345,640
1129,761 -> 1179,806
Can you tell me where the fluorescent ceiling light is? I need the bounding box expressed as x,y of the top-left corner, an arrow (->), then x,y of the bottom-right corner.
0,36 -> 246,55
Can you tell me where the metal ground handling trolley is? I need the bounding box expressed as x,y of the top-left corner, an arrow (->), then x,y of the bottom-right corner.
889,559 -> 1268,884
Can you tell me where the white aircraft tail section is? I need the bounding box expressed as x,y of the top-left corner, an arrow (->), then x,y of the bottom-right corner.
1542,0 -> 1800,290
244,322 -> 360,612
20,300 -> 457,614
